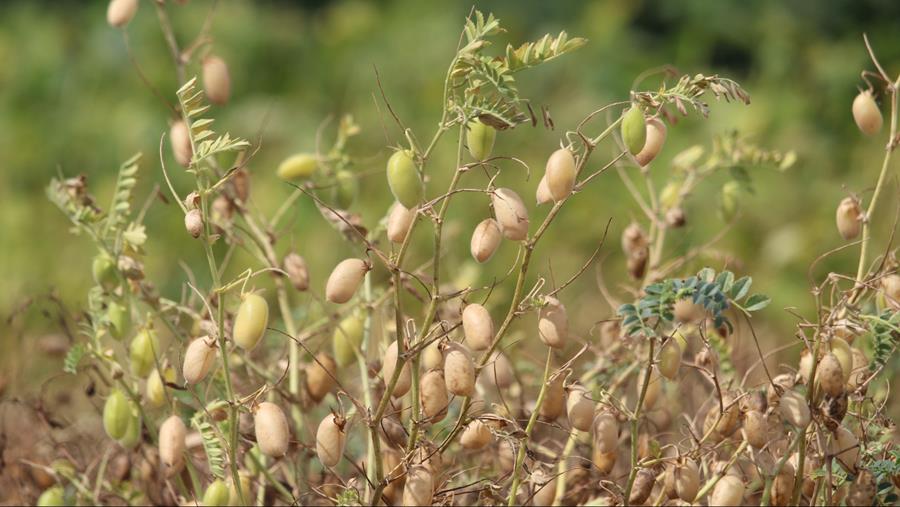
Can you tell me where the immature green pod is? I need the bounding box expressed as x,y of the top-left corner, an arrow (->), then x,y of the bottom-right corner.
565,384 -> 595,432
202,55 -> 231,105
386,150 -> 423,209
621,105 -> 646,155
538,296 -> 568,349
159,415 -> 187,478
419,370 -> 449,422
228,475 -> 253,506
277,153 -> 318,180
658,339 -> 682,380
461,303 -> 493,351
443,343 -> 475,397
106,300 -> 130,340
387,202 -> 416,244
146,366 -> 175,409
835,197 -> 862,240
539,375 -> 565,421
331,170 -> 358,209
325,258 -> 369,304
315,413 -> 347,467
403,465 -> 434,506
470,218 -> 502,263
710,475 -> 745,506
381,340 -> 412,398
233,293 -> 269,350
92,254 -> 117,290
634,117 -> 668,166
283,252 -> 310,291
778,389 -> 810,428
491,188 -> 529,240
460,419 -> 492,449
535,175 -> 553,205
545,148 -> 576,202
106,0 -> 138,27
718,181 -> 741,222
103,389 -> 131,440
255,402 -> 290,458
117,409 -> 142,449
203,479 -> 230,507
305,352 -> 337,402
816,352 -> 845,397
467,120 -> 496,161
182,336 -> 217,385
332,312 -> 364,367
852,90 -> 882,135
129,328 -> 158,377
170,120 -> 192,167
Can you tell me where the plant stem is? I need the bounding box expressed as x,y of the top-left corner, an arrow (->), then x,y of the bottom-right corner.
623,337 -> 655,505
552,429 -> 579,505
507,348 -> 554,506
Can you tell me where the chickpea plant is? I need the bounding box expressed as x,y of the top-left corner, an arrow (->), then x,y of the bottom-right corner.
33,2 -> 900,507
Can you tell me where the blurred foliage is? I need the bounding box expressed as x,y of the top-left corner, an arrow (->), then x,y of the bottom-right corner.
2,0 -> 900,404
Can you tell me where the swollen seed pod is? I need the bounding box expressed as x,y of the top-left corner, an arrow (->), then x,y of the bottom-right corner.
233,293 -> 269,350
742,410 -> 767,449
106,0 -> 138,27
129,328 -> 158,377
316,413 -> 347,467
202,55 -> 231,105
333,312 -> 364,367
621,222 -> 647,257
674,459 -> 700,502
255,402 -> 290,458
470,218 -> 502,263
538,296 -> 568,349
170,120 -> 192,167
778,389 -> 811,428
462,303 -> 493,351
531,471 -> 558,507
539,375 -> 565,421
467,120 -> 496,161
592,447 -> 617,476
492,188 -> 529,241
106,300 -> 129,340
184,209 -> 203,238
830,425 -> 860,470
629,468 -> 655,505
182,336 -> 217,385
852,90 -> 883,135
422,340 -> 443,370
771,465 -> 795,507
566,384 -> 595,432
92,254 -> 118,290
403,465 -> 434,506
593,410 -> 619,453
830,337 -> 853,384
203,479 -> 230,507
381,340 -> 412,398
545,148 -> 576,202
386,150 -> 423,209
305,353 -> 337,402
480,351 -> 514,389
146,366 -> 175,409
277,153 -> 318,180
387,202 -> 416,244
798,349 -> 814,384
420,370 -> 449,422
37,486 -> 66,507
621,105 -> 647,155
634,117 -> 667,166
325,258 -> 369,304
816,352 -> 845,397
460,420 -> 492,450
159,415 -> 186,478
535,175 -> 553,205
883,274 -> 900,309
227,475 -> 253,506
658,339 -> 682,380
283,252 -> 310,291
444,343 -> 476,397
836,197 -> 862,240
332,170 -> 358,209
710,475 -> 745,506
103,389 -> 131,440
848,347 -> 868,392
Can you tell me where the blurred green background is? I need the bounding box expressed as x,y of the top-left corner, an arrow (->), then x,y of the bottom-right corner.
2,0 -> 899,393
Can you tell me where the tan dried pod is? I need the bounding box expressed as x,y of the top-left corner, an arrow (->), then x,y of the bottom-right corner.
627,246 -> 649,280
847,469 -> 876,507
830,337 -> 853,384
498,439 -> 517,474
107,0 -> 138,27
830,425 -> 859,470
492,188 -> 529,241
420,370 -> 449,422
767,373 -> 795,406
387,202 -> 416,244
742,410 -> 767,449
621,222 -> 647,257
539,375 -> 565,421
634,117 -> 668,167
381,446 -> 406,502
592,447 -> 617,475
835,197 -> 862,240
566,384 -> 595,432
305,353 -> 337,402
770,464 -> 795,507
462,303 -> 493,351
170,120 -> 192,167
710,475 -> 745,506
882,273 -> 900,305
158,415 -> 186,478
283,253 -> 310,291
254,402 -> 290,458
798,349 -> 814,384
470,218 -> 502,263
403,465 -> 434,506
538,296 -> 568,349
629,468 -> 655,505
778,389 -> 810,428
315,413 -> 346,468
480,351 -> 514,389
592,410 -> 619,453
184,209 -> 203,238
816,352 -> 845,397
530,470 -> 558,506
182,336 -> 217,385
422,340 -> 443,370
658,339 -> 682,380
460,420 -> 492,450
637,367 -> 662,410
673,298 -> 704,323
663,465 -> 678,499
379,415 -> 408,449
202,55 -> 231,105
545,148 -> 576,201
715,394 -> 740,436
848,347 -> 868,392
382,340 -> 412,398
535,175 -> 553,205
444,343 -> 476,397
325,258 -> 369,304
674,459 -> 700,502
665,206 -> 686,228
852,90 -> 883,135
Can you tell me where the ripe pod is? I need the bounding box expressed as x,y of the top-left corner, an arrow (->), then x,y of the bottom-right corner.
535,175 -> 553,205
771,464 -> 795,507
403,465 -> 434,506
539,375 -> 565,421
467,120 -> 496,161
103,389 -> 131,440
419,370 -> 449,422
283,252 -> 310,291
159,415 -> 187,478
315,413 -> 347,467
798,349 -> 814,384
183,336 -> 217,385
422,340 -> 443,370
742,409 -> 767,448
830,425 -> 859,470
129,328 -> 158,377
325,258 -> 369,304
332,312 -> 364,367
778,389 -> 810,428
629,468 -> 655,505
491,188 -> 529,241
830,337 -> 853,384
816,352 -> 845,397
883,274 -> 900,309
592,447 -> 617,476
634,117 -> 668,166
674,459 -> 700,502
621,222 -> 647,257
277,153 -> 318,180
202,55 -> 231,105
232,168 -> 250,203
836,197 -> 862,240
480,351 -> 514,389
462,303 -> 493,351
460,420 -> 492,450
545,148 -> 576,202
470,218 -> 502,263
184,209 -> 203,238
233,293 -> 269,350
170,120 -> 192,167
658,339 -> 682,380
566,384 -> 595,432
498,439 -> 517,473
386,150 -> 423,209
146,366 -> 175,409
107,0 -> 138,27
305,353 -> 337,402
848,347 -> 868,391
203,479 -> 231,507
621,106 -> 647,155
92,254 -> 118,290
255,402 -> 290,457
847,469 -> 876,507
331,170 -> 358,209
537,296 -> 568,349
381,340 -> 412,398
852,90 -> 882,135
530,470 -> 558,507
37,486 -> 66,507
710,475 -> 745,506
444,343 -> 475,397
593,411 -> 619,453
387,202 -> 416,244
